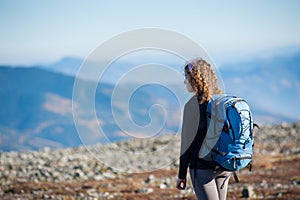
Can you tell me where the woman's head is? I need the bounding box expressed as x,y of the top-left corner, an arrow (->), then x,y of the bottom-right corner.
184,58 -> 223,103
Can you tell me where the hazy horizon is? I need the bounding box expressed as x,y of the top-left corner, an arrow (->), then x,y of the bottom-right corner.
1,1 -> 300,67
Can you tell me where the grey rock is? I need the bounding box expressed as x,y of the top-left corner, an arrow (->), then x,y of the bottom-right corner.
145,174 -> 156,184
137,187 -> 154,194
159,183 -> 167,189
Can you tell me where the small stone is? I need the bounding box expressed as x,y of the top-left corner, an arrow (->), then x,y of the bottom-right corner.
294,180 -> 300,185
159,183 -> 167,189
78,192 -> 85,198
42,147 -> 51,152
103,172 -> 116,179
274,192 -> 282,197
94,175 -> 103,181
137,188 -> 154,194
103,192 -> 110,197
281,122 -> 289,128
145,174 -> 156,184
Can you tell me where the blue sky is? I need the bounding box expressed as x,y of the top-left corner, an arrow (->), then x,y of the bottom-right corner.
0,0 -> 300,66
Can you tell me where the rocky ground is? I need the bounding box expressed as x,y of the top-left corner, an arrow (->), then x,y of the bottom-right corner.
1,123 -> 300,200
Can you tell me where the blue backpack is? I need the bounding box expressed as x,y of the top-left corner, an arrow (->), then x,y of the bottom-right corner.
199,94 -> 258,181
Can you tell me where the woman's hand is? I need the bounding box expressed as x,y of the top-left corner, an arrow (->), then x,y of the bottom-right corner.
176,178 -> 186,190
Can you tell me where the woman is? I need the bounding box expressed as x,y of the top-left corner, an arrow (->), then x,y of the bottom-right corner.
176,58 -> 231,200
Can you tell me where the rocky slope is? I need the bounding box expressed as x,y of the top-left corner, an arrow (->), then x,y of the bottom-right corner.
1,123 -> 300,200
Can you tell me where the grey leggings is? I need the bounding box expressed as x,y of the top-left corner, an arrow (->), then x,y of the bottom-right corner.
190,169 -> 231,200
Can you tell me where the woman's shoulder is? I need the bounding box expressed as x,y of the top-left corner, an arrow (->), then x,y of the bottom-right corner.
184,95 -> 208,111
186,95 -> 197,103
184,95 -> 198,109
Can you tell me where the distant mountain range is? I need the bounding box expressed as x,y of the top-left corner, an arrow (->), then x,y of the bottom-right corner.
42,54 -> 300,123
220,54 -> 300,123
0,53 -> 299,151
0,67 -> 181,151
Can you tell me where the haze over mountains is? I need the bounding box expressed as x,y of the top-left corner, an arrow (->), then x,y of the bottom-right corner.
0,53 -> 299,151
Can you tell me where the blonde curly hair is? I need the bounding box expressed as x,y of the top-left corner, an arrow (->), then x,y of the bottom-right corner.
185,58 -> 223,104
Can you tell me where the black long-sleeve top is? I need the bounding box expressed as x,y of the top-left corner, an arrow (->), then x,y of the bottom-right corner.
178,95 -> 217,179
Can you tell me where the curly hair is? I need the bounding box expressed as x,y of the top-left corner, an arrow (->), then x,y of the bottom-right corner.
185,58 -> 223,104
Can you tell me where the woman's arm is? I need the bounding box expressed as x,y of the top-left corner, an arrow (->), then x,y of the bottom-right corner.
177,97 -> 200,179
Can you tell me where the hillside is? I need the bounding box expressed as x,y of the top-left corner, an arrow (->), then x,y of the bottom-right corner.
1,123 -> 299,199
0,67 -> 112,151
0,67 -> 180,151
0,52 -> 300,152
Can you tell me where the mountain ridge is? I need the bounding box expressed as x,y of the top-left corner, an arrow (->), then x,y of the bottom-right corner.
1,52 -> 299,151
